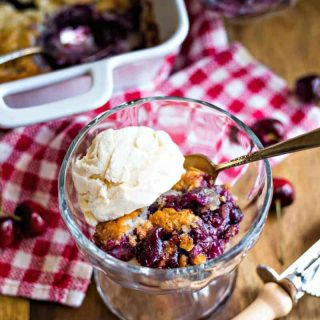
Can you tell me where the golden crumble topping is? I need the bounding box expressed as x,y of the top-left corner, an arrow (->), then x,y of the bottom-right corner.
178,255 -> 188,268
173,167 -> 205,191
0,4 -> 45,83
158,241 -> 177,268
96,0 -> 135,13
35,0 -> 132,14
95,209 -> 141,241
149,208 -> 198,233
179,234 -> 194,252
139,0 -> 159,47
192,254 -> 207,265
224,182 -> 232,191
164,241 -> 176,255
136,220 -> 153,240
128,234 -> 137,246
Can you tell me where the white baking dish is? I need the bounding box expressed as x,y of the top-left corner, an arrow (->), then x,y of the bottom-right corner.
0,0 -> 189,128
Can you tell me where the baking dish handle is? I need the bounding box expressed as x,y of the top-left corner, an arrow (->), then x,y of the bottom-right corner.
0,60 -> 114,128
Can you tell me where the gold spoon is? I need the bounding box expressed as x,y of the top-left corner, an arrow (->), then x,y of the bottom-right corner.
184,127 -> 320,180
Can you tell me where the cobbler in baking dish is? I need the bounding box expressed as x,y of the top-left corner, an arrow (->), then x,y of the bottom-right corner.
0,0 -> 159,83
94,167 -> 243,268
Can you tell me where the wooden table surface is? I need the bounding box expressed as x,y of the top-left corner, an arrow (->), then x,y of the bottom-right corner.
1,0 -> 320,319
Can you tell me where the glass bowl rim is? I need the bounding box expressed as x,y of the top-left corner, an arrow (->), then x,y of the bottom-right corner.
58,96 -> 273,276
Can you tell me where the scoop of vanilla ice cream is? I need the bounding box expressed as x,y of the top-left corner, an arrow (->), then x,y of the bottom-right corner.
72,126 -> 185,225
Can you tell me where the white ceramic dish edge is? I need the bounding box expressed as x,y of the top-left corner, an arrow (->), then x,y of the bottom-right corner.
0,0 -> 189,128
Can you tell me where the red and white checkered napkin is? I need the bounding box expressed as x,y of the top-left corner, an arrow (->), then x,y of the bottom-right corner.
1,0 -> 320,307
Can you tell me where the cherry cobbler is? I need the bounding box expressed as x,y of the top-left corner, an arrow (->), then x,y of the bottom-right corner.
0,0 -> 159,82
94,167 -> 243,268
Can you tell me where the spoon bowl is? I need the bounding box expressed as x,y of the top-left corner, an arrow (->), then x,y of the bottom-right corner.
184,153 -> 217,177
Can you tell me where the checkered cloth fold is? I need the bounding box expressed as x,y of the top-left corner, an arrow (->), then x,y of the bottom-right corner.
1,0 -> 319,307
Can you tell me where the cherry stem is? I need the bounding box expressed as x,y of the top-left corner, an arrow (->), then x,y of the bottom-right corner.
0,202 -> 21,221
275,199 -> 284,266
12,215 -> 22,222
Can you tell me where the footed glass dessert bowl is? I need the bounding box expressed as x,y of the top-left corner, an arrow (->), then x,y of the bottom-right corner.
59,97 -> 272,320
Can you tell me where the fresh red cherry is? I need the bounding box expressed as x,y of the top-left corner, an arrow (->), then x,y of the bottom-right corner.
271,177 -> 295,210
0,217 -> 19,248
28,212 -> 47,236
14,202 -> 47,237
295,74 -> 320,103
251,118 -> 285,147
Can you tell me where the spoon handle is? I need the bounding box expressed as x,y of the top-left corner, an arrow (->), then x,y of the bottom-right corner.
0,47 -> 43,65
216,127 -> 320,172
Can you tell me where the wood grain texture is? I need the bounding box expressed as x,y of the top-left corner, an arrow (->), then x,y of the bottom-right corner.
0,296 -> 29,320
2,0 -> 320,319
219,148 -> 320,319
226,0 -> 320,85
30,282 -> 117,320
222,1 -> 320,318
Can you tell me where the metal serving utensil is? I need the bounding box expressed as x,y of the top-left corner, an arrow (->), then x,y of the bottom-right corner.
0,46 -> 103,65
0,47 -> 44,65
233,239 -> 320,320
184,128 -> 320,182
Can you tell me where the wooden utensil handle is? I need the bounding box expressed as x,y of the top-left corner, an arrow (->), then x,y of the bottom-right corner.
232,283 -> 293,320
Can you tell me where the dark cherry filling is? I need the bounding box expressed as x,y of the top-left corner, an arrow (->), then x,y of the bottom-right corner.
105,237 -> 136,262
136,227 -> 166,267
40,3 -> 144,68
94,168 -> 243,268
